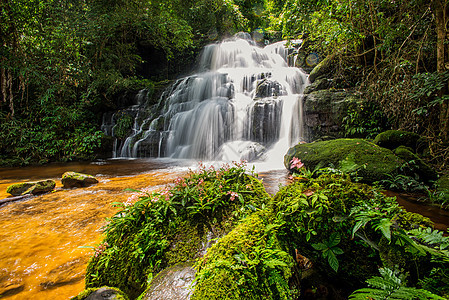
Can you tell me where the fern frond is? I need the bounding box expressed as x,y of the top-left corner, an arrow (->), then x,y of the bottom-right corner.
349,268 -> 446,300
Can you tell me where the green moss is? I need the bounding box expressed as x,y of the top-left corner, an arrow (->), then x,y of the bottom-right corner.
70,286 -> 129,300
6,182 -> 35,195
393,211 -> 433,230
6,180 -> 56,196
393,146 -> 437,181
373,130 -> 421,151
308,54 -> 335,83
284,139 -> 404,183
84,163 -> 271,299
192,211 -> 294,300
163,221 -> 206,266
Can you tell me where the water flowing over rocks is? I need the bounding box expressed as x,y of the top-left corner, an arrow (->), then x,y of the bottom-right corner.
102,35 -> 308,161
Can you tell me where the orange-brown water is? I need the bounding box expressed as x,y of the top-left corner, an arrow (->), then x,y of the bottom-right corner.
0,159 -> 189,299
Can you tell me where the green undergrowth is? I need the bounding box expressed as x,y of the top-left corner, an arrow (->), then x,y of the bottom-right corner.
84,161 -> 270,298
83,162 -> 449,299
272,172 -> 449,297
192,211 -> 294,300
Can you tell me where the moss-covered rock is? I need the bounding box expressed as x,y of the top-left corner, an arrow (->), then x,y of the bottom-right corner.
284,139 -> 404,183
84,164 -> 271,299
6,180 -> 56,196
308,54 -> 335,83
393,146 -> 437,182
70,286 -> 129,300
62,172 -> 98,188
303,78 -> 331,94
373,130 -> 421,151
139,262 -> 195,300
191,211 -> 294,300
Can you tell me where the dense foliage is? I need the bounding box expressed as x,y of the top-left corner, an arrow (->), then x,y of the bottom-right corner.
0,0 -> 256,165
84,161 -> 270,298
264,0 -> 449,169
81,162 -> 449,299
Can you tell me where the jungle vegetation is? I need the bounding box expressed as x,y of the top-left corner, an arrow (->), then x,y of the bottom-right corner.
1,0 -> 449,169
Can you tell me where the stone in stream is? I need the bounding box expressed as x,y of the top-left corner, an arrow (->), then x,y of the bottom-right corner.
61,172 -> 98,188
71,287 -> 129,300
284,138 -> 405,183
6,179 -> 56,196
140,262 -> 196,300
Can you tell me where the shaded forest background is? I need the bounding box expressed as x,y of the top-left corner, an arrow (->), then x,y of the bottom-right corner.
1,0 -> 449,169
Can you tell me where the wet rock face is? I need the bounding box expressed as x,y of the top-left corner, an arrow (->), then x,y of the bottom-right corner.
61,172 -> 99,188
255,79 -> 283,98
303,90 -> 361,141
141,263 -> 196,300
84,287 -> 126,300
6,180 -> 56,196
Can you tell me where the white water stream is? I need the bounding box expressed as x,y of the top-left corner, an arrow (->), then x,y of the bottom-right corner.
108,35 -> 308,169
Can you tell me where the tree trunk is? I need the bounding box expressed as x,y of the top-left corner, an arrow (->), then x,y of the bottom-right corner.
435,0 -> 449,140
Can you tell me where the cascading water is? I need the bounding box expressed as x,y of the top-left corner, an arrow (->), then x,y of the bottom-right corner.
106,35 -> 308,163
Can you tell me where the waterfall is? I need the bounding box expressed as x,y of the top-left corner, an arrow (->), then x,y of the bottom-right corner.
106,35 -> 308,162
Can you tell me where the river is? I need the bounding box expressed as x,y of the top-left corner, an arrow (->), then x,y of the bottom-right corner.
0,159 -> 447,299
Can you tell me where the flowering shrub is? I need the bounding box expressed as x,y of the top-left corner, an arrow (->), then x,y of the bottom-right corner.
85,160 -> 269,297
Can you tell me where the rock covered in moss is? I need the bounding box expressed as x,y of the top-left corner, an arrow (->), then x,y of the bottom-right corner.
71,286 -> 129,300
393,146 -> 437,181
62,172 -> 98,188
284,139 -> 404,183
308,54 -> 335,83
140,263 -> 195,300
191,211 -> 293,300
373,130 -> 421,151
6,180 -> 56,196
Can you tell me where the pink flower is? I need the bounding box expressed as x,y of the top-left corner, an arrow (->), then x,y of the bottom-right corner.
227,191 -> 239,201
290,157 -> 304,170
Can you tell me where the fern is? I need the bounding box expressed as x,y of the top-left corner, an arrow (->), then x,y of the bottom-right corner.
409,227 -> 449,250
350,268 -> 445,300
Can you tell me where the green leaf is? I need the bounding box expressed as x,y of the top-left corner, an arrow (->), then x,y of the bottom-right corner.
327,251 -> 339,272
327,232 -> 341,248
376,218 -> 392,241
311,242 -> 328,251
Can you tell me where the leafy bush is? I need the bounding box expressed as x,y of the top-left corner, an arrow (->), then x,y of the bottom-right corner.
85,161 -> 270,298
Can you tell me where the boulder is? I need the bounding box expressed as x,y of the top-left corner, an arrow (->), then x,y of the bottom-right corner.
71,287 -> 129,300
255,79 -> 283,98
303,78 -> 331,94
308,54 -> 335,83
393,146 -> 437,182
303,90 -> 362,141
373,130 -> 421,151
284,139 -> 404,183
6,180 -> 56,196
140,263 -> 196,300
62,172 -> 98,188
